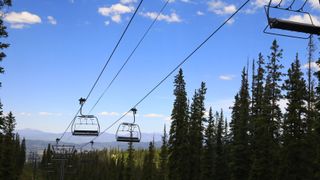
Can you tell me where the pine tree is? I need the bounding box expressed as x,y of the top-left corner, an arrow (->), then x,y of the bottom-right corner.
125,142 -> 135,180
1,112 -> 16,179
142,141 -> 156,180
159,125 -> 169,180
315,56 -> 320,179
265,39 -> 284,141
249,53 -> 274,180
214,109 -> 228,180
202,107 -> 215,180
189,82 -> 206,180
262,40 -> 283,178
230,68 -> 250,180
168,69 -> 190,180
280,54 -> 311,179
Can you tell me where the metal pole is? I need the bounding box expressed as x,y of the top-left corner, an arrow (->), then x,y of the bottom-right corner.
59,160 -> 65,180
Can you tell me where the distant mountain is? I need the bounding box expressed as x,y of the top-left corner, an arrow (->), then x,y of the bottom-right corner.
25,139 -> 162,155
16,128 -> 162,143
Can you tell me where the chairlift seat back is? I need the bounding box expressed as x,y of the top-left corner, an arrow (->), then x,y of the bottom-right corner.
116,122 -> 141,143
72,115 -> 100,136
269,18 -> 320,35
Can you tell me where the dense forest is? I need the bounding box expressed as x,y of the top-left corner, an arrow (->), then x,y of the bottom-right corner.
35,38 -> 320,180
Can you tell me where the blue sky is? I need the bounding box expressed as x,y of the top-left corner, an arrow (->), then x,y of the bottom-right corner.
1,0 -> 320,140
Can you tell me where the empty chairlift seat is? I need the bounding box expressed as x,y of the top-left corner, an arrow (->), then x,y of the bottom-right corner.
264,0 -> 320,38
116,122 -> 141,142
71,98 -> 100,136
72,115 -> 100,136
116,108 -> 141,143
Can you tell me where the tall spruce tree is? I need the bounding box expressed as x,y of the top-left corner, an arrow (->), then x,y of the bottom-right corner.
189,82 -> 206,180
280,54 -> 311,179
1,112 -> 16,179
230,68 -> 250,180
168,69 -> 190,180
249,53 -> 274,180
262,40 -> 283,178
125,142 -> 135,180
142,141 -> 156,180
202,107 -> 215,180
159,125 -> 169,180
214,109 -> 228,180
315,54 -> 320,179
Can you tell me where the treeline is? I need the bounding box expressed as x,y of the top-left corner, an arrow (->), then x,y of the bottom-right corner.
39,38 -> 320,180
0,105 -> 26,180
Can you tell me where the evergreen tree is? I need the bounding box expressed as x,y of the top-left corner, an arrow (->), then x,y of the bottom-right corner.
1,112 -> 16,179
189,82 -> 206,180
142,141 -> 156,180
249,53 -> 273,180
214,109 -> 228,180
305,35 -> 317,178
230,68 -> 250,180
265,39 -> 284,141
280,54 -> 311,179
125,142 -> 135,180
315,55 -> 320,179
168,69 -> 190,180
159,125 -> 169,180
262,40 -> 283,178
202,107 -> 215,180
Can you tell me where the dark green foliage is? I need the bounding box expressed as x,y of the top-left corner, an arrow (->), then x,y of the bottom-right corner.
214,110 -> 228,180
315,56 -> 320,179
280,54 -> 312,179
126,142 -> 135,180
189,82 -> 206,180
159,125 -> 169,180
202,107 -> 215,180
142,141 -> 156,180
168,69 -> 190,180
0,112 -> 25,180
230,68 -> 251,180
249,53 -> 273,180
0,0 -> 11,87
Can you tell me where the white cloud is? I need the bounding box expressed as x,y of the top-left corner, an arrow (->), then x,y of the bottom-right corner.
278,98 -> 288,113
208,0 -> 236,15
164,116 -> 172,121
309,0 -> 320,10
99,112 -> 120,116
10,24 -> 26,29
303,61 -> 320,71
4,11 -> 41,29
144,113 -> 165,118
219,75 -> 235,80
197,11 -> 204,16
47,16 -> 57,25
98,4 -> 133,16
38,112 -> 62,116
120,0 -> 137,4
111,14 -> 122,23
286,14 -> 320,26
104,21 -> 110,26
19,112 -> 32,117
251,0 -> 283,8
141,12 -> 182,23
226,18 -> 235,25
98,3 -> 133,23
